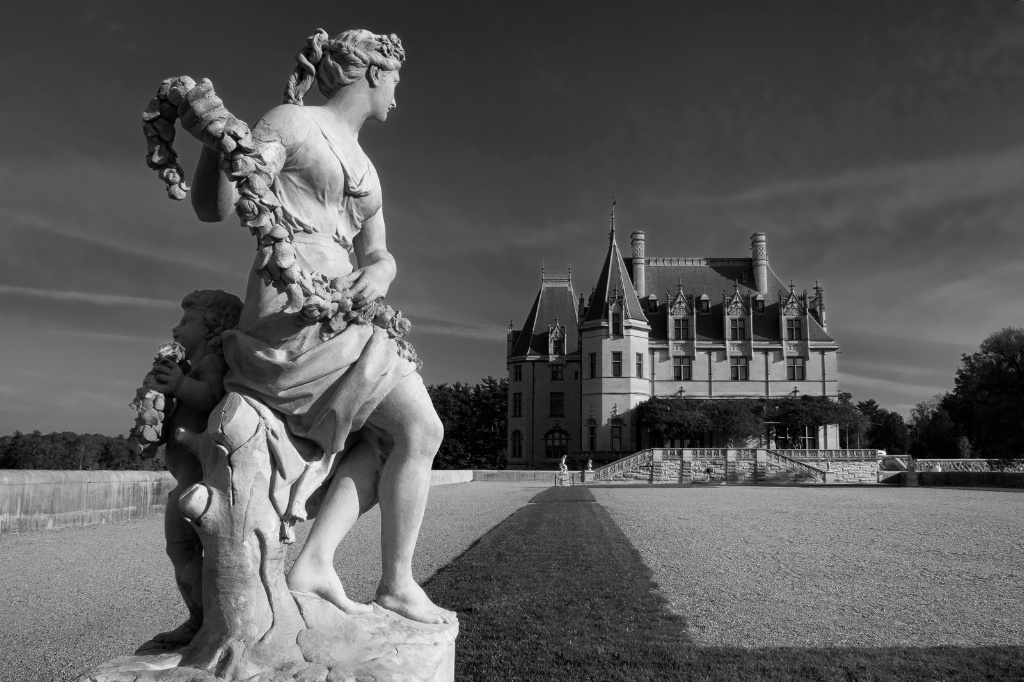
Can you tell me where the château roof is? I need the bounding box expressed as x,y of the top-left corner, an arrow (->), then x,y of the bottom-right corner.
630,258 -> 834,343
509,271 -> 579,358
581,235 -> 648,326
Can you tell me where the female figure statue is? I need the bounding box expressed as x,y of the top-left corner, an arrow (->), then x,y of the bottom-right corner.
179,29 -> 451,626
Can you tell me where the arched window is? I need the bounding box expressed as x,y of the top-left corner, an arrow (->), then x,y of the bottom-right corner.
510,430 -> 523,459
544,430 -> 569,459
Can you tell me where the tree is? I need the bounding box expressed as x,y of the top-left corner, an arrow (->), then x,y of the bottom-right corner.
908,395 -> 959,459
942,327 -> 1024,459
857,399 -> 909,454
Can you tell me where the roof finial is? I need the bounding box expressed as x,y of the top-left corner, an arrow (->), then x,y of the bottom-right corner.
789,279 -> 795,293
608,196 -> 617,243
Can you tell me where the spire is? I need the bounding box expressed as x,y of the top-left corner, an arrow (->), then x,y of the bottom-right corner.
607,196 -> 617,244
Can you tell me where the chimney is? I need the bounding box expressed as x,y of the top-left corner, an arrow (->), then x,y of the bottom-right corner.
751,232 -> 768,295
631,230 -> 646,297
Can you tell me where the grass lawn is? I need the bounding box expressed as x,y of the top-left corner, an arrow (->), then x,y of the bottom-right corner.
424,486 -> 1024,681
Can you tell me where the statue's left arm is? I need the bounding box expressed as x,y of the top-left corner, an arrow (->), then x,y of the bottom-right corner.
347,208 -> 397,308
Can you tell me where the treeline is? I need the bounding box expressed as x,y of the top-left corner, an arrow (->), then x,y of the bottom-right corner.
0,431 -> 139,470
904,327 -> 1024,460
427,376 -> 507,470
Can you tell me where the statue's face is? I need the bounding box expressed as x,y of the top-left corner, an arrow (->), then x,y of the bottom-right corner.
172,310 -> 207,358
370,69 -> 400,122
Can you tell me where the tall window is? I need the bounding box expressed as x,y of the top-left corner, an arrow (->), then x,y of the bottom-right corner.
800,426 -> 818,450
552,337 -> 564,355
787,318 -> 803,340
730,356 -> 749,381
611,352 -> 622,377
512,392 -> 522,417
544,430 -> 568,459
550,392 -> 564,417
673,356 -> 692,381
588,353 -> 597,378
673,318 -> 688,340
636,353 -> 644,378
787,357 -> 806,380
730,318 -> 746,340
612,312 -> 622,335
551,364 -> 563,381
510,430 -> 523,458
611,425 -> 622,451
588,425 -> 597,451
513,364 -> 522,382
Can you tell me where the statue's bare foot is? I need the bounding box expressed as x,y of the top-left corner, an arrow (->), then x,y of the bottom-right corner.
375,580 -> 456,625
152,619 -> 199,645
288,558 -> 373,615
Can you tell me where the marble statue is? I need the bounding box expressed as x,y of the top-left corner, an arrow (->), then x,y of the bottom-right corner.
586,459 -> 593,472
82,28 -> 457,682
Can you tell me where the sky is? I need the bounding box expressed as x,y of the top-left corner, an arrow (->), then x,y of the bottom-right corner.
2,1 -> 1024,436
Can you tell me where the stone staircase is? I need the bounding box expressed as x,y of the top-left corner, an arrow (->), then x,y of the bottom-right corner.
589,448 -> 836,485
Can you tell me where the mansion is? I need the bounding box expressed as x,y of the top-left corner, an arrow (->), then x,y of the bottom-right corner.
505,229 -> 840,469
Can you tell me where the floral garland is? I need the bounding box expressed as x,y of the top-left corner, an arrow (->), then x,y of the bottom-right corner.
128,342 -> 187,458
143,77 -> 419,368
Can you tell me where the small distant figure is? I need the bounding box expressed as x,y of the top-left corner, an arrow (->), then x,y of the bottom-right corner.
704,465 -> 713,481
148,289 -> 242,644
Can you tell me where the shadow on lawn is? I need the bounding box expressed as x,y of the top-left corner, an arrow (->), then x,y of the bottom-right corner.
424,486 -> 1024,682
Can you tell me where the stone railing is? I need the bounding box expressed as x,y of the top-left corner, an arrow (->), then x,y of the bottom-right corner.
591,449 -> 653,481
911,459 -> 1024,473
774,449 -> 883,461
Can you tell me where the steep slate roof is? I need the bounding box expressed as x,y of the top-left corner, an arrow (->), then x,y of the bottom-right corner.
509,273 -> 580,357
581,236 -> 648,326
625,258 -> 834,343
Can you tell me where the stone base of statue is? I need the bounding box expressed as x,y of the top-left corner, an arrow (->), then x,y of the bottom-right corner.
75,598 -> 457,682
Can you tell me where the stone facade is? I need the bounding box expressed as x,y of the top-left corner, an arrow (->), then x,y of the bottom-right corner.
506,229 -> 842,469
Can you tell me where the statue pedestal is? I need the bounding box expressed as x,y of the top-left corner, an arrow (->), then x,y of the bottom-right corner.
76,599 -> 458,682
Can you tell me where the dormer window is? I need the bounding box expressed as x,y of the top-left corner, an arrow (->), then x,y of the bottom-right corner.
612,312 -> 622,335
730,318 -> 747,340
699,295 -> 710,314
647,295 -> 658,314
786,318 -> 803,340
673,317 -> 689,340
552,337 -> 564,355
755,296 -> 765,314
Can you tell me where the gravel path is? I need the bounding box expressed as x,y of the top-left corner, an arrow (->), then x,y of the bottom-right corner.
0,481 -> 545,682
592,485 -> 1024,649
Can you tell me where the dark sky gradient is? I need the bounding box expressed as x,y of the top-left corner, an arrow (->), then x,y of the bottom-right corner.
3,1 -> 1024,435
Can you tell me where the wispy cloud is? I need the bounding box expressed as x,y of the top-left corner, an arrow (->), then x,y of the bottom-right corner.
0,205 -> 236,277
0,285 -> 179,309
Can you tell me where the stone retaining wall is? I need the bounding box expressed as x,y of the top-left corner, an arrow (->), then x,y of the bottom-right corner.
1,469 -> 476,534
803,460 -> 878,484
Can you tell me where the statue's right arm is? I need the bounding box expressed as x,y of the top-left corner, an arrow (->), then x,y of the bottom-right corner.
191,145 -> 237,222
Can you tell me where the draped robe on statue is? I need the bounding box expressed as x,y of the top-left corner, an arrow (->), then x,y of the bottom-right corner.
220,107 -> 417,530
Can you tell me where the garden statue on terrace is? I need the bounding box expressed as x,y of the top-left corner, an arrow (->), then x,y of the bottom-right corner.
148,28 -> 453,628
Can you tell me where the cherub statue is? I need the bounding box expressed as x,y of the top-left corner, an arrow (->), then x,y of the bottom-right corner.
144,290 -> 242,645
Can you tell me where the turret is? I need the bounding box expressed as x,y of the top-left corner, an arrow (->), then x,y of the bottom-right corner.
751,232 -> 768,295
